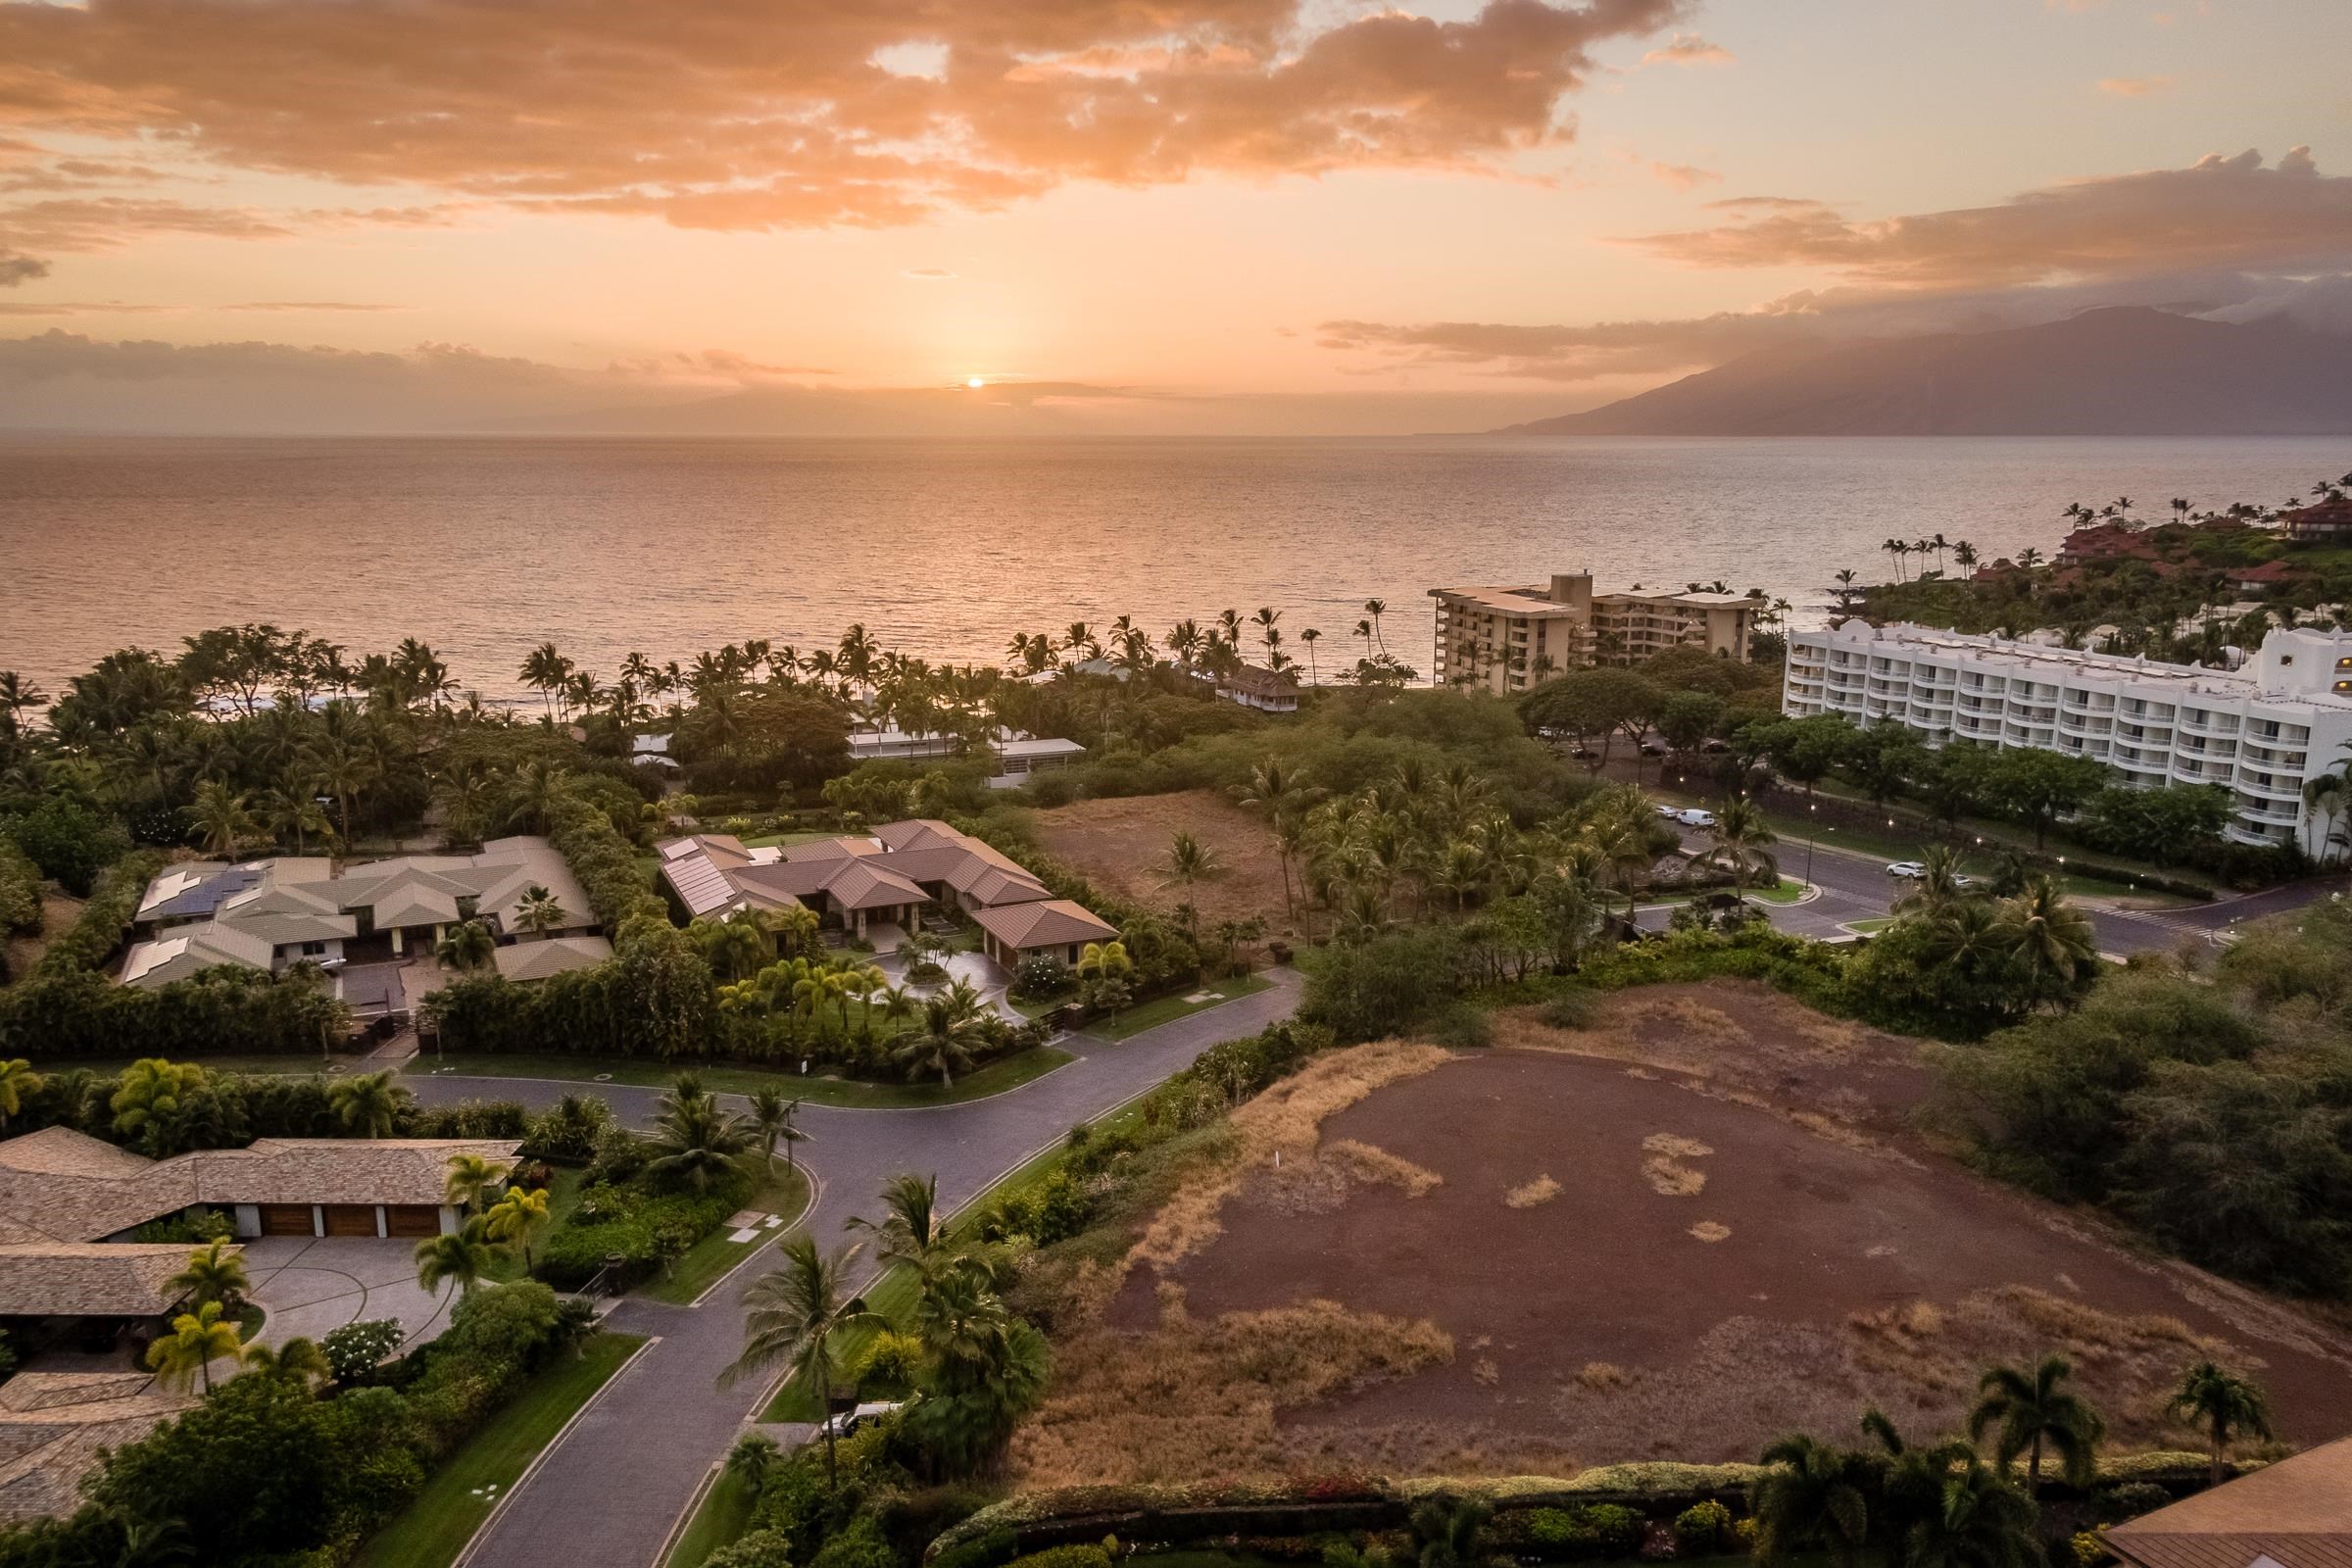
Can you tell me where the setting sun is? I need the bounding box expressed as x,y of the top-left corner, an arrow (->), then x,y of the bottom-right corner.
965,376 -> 985,390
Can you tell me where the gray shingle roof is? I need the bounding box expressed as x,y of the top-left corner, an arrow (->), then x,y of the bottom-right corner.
0,1373 -> 194,1524
0,1243 -> 215,1317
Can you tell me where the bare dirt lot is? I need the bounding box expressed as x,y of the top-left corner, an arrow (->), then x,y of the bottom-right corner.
1030,790 -> 1292,931
3,887 -> 83,981
1020,981 -> 2352,1485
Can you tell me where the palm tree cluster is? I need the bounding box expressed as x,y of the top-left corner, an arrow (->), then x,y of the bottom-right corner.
1751,1357 -> 2116,1568
1886,845 -> 2101,998
727,1170 -> 1046,1484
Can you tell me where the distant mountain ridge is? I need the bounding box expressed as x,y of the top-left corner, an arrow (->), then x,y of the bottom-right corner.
1502,308 -> 2352,437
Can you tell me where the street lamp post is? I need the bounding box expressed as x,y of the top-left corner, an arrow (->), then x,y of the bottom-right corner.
1804,802 -> 1818,885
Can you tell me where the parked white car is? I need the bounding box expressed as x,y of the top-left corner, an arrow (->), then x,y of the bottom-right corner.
1654,804 -> 1682,818
817,1400 -> 905,1439
1674,808 -> 1717,828
1885,860 -> 1928,879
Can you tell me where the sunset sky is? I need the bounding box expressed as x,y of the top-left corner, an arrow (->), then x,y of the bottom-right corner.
0,0 -> 2347,431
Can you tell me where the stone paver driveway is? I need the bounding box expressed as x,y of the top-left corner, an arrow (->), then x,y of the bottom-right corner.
242,1236 -> 456,1351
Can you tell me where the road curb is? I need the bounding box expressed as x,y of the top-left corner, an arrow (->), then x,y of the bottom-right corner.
652,1461 -> 722,1568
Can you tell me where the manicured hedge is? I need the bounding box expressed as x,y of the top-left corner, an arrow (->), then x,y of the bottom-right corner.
926,1455 -> 2236,1561
0,964 -> 349,1058
0,840 -> 41,938
546,793 -> 665,930
35,849 -> 165,976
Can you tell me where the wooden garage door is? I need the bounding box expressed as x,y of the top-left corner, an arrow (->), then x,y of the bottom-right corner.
258,1203 -> 314,1237
321,1203 -> 378,1238
384,1205 -> 441,1238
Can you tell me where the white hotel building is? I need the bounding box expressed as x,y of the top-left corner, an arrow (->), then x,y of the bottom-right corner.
1784,621 -> 2352,857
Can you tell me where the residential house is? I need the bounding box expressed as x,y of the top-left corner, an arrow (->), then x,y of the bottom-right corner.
1428,572 -> 1755,693
2107,1432 -> 2352,1568
122,835 -> 599,988
2284,496 -> 2352,542
1217,663 -> 1300,712
657,819 -> 1115,960
2230,560 -> 2300,594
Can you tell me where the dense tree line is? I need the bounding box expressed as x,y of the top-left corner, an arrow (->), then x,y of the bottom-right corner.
1935,901 -> 2352,1296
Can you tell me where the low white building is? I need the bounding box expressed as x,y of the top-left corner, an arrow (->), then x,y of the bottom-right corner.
1785,621 -> 2352,856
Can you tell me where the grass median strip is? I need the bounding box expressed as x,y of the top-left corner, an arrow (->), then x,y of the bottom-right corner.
637,1164 -> 813,1306
351,1329 -> 648,1568
405,1045 -> 1074,1106
1091,971 -> 1275,1041
663,1465 -> 760,1568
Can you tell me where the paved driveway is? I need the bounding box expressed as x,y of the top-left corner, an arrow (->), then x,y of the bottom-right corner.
242,1236 -> 457,1351
411,969 -> 1302,1568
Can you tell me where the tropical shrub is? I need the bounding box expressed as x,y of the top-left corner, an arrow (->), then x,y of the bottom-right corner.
32,850 -> 164,974
706,1530 -> 798,1568
0,841 -> 41,937
4,798 -> 130,897
1011,953 -> 1071,1001
1673,1499 -> 1734,1553
539,1173 -> 748,1289
1004,1547 -> 1112,1568
1300,926 -> 1465,1042
323,1318 -> 408,1382
810,1517 -> 899,1568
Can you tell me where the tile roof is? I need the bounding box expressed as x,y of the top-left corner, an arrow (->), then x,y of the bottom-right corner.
0,1128 -> 519,1243
493,935 -> 614,982
971,899 -> 1118,952
2110,1438 -> 2352,1568
658,822 -> 1093,934
128,837 -> 596,981
0,1373 -> 194,1524
0,1243 -> 215,1317
819,859 -> 929,910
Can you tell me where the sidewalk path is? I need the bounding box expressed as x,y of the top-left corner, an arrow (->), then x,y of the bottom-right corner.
412,969 -> 1301,1568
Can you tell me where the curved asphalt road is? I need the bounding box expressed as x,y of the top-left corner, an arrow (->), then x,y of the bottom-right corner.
415,969 -> 1302,1568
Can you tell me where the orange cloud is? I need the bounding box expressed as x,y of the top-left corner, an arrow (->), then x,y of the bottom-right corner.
1648,160 -> 1722,190
1641,30 -> 1733,65
2097,74 -> 2176,95
0,0 -> 1688,269
1619,147 -> 2350,290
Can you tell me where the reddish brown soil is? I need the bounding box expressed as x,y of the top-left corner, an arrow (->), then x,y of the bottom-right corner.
2,887 -> 82,982
1117,1043 -> 2352,1475
1030,790 -> 1293,931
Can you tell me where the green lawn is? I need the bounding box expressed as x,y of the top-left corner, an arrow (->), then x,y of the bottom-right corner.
637,1164 -> 813,1306
1841,917 -> 1895,936
350,1330 -> 648,1568
484,1169 -> 586,1285
740,830 -> 840,850
664,1465 -> 760,1568
1635,878 -> 1807,910
405,1045 -> 1073,1107
1091,971 -> 1274,1041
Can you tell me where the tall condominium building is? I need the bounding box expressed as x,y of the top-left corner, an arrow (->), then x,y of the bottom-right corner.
1428,573 -> 1756,694
1784,620 -> 2352,855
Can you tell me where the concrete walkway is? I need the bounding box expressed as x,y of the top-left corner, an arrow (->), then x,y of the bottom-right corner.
411,968 -> 1302,1568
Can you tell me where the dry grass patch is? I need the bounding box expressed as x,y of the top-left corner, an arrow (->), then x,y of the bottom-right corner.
1578,1361 -> 1633,1392
1128,1039 -> 1449,1272
1029,790 -> 1292,930
1689,1221 -> 1732,1243
1992,1286 -> 2215,1360
1504,1175 -> 1562,1209
1641,1132 -> 1712,1198
1009,1298 -> 1454,1487
1472,1357 -> 1500,1387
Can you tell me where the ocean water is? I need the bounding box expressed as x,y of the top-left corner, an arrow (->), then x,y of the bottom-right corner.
2,434 -> 2342,698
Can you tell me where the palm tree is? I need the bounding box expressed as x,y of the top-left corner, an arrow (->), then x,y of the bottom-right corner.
746,1090 -> 807,1173
415,1221 -> 495,1302
485,1184 -> 553,1272
519,642 -> 572,719
327,1070 -> 411,1137
144,1299 -> 246,1394
436,918 -> 497,972
256,782 -> 333,856
512,882 -> 569,936
1992,876 -> 2098,990
1406,1494 -> 1491,1568
1299,626 -> 1321,685
1969,1353 -> 2104,1495
186,779 -> 257,856
720,1236 -> 878,1484
646,1077 -> 755,1193
896,996 -> 978,1088
848,1172 -> 956,1277
1895,844 -> 1973,916
0,1058 -> 42,1134
1362,598 -> 1389,653
1162,830 -> 1221,927
1901,1457 -> 2040,1568
1697,799 -> 1779,889
2165,1361 -> 2273,1486
166,1238 -> 251,1315
2302,766 -> 2348,865
444,1151 -> 506,1213
1749,1433 -> 1875,1568
246,1335 -> 332,1389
